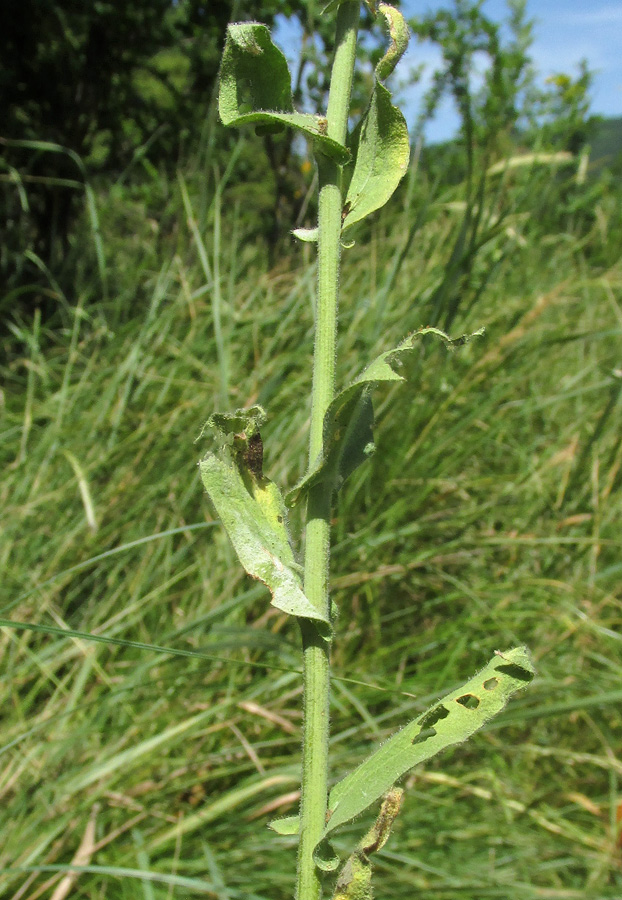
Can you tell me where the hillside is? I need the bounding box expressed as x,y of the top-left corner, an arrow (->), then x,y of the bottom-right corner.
1,134 -> 621,898
590,116 -> 622,175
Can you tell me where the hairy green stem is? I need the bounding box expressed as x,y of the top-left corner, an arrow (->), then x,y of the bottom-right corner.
297,4 -> 360,900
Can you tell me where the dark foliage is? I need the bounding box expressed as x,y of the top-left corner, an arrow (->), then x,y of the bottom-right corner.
0,0 -> 252,310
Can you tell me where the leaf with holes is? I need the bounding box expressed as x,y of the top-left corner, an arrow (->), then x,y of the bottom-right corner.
286,326 -> 484,507
218,23 -> 350,164
321,646 -> 534,838
199,407 -> 330,631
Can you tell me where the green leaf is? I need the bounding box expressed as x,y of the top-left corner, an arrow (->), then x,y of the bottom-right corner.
342,81 -> 409,231
199,407 -> 330,631
341,5 -> 410,231
292,226 -> 319,243
286,327 -> 483,506
314,838 -> 340,872
375,4 -> 410,81
218,23 -> 350,165
322,647 -> 535,838
268,815 -> 300,836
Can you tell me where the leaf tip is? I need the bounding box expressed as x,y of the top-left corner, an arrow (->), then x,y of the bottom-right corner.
268,815 -> 300,836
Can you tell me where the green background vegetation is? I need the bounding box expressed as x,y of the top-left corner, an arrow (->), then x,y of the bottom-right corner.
1,1 -> 621,897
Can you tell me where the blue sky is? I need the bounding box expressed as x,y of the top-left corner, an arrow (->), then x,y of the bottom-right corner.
274,0 -> 622,142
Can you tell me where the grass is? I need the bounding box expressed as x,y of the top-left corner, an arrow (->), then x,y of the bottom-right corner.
1,143 -> 621,899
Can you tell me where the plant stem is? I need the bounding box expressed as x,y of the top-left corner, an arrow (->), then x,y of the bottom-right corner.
297,4 -> 360,900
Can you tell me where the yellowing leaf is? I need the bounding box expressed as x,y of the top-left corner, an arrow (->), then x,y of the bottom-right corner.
199,407 -> 330,631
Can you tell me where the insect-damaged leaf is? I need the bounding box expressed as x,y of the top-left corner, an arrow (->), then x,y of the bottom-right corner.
199,407 -> 330,631
322,647 -> 535,839
286,327 -> 483,506
271,648 -> 534,846
218,23 -> 350,165
342,5 -> 410,232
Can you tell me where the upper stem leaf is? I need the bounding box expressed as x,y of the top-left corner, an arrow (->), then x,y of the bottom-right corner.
375,3 -> 410,81
218,23 -> 350,165
342,82 -> 410,232
342,4 -> 410,231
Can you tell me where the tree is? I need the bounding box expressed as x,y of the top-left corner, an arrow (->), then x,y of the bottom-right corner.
0,0 -> 405,304
0,2 -> 241,292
